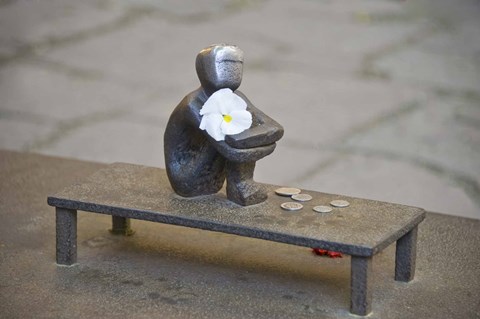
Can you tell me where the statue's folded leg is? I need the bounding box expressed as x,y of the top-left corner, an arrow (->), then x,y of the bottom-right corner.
165,133 -> 226,197
226,161 -> 267,206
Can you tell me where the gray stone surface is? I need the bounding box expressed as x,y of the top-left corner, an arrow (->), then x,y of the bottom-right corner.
48,161 -> 423,315
0,0 -> 479,219
48,162 -> 425,257
2,150 -> 480,318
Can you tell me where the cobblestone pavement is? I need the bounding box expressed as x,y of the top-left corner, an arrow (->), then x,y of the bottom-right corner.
1,0 -> 479,219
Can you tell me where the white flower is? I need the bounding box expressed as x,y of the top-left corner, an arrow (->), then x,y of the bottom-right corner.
199,88 -> 252,141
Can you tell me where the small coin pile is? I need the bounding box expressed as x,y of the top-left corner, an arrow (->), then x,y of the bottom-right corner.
276,187 -> 305,211
275,187 -> 350,213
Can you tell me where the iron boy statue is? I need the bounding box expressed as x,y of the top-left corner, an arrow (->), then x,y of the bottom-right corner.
164,44 -> 283,206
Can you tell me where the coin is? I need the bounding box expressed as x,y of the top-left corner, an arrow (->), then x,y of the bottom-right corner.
280,202 -> 303,211
330,200 -> 350,208
291,193 -> 313,202
275,187 -> 301,196
313,205 -> 333,213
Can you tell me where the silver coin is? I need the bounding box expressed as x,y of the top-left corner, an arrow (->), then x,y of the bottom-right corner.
330,200 -> 350,208
291,193 -> 313,202
275,187 -> 301,196
280,202 -> 303,211
313,205 -> 333,213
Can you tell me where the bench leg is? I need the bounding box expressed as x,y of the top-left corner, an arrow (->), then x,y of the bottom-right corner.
395,226 -> 418,282
56,208 -> 77,265
110,216 -> 134,236
350,256 -> 373,316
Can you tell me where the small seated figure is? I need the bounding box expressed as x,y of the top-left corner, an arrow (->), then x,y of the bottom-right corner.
164,44 -> 283,206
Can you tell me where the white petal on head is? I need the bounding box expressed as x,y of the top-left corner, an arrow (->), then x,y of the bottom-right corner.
220,90 -> 247,114
200,91 -> 223,115
200,113 -> 225,141
200,88 -> 246,116
199,88 -> 251,140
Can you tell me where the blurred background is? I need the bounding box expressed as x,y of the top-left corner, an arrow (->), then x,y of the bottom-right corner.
0,0 -> 479,219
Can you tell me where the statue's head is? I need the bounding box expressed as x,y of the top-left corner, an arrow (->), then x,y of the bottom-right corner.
196,44 -> 244,95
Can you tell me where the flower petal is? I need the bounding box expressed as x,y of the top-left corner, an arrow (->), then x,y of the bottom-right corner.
220,90 -> 247,114
200,91 -> 223,115
199,117 -> 206,130
200,113 -> 225,141
221,109 -> 252,135
200,88 -> 247,116
230,109 -> 252,127
199,88 -> 251,140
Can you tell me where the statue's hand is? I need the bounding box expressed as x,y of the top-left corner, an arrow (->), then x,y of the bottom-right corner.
217,142 -> 277,162
225,119 -> 284,149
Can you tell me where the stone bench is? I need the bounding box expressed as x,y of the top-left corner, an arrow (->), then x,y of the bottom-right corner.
47,163 -> 425,316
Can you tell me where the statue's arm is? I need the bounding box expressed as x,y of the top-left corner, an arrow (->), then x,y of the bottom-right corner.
211,140 -> 276,162
224,91 -> 284,149
185,96 -> 276,162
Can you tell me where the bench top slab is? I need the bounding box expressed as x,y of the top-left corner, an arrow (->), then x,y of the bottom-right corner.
48,163 -> 425,256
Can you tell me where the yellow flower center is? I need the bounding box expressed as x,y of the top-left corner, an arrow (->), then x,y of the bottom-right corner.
223,114 -> 232,123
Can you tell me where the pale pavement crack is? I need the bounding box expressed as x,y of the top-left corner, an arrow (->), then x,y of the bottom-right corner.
22,108 -> 132,152
0,7 -> 154,66
282,100 -> 422,184
358,18 -> 451,80
323,145 -> 480,210
280,98 -> 480,208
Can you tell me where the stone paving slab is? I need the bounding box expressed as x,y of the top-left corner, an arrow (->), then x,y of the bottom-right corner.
0,0 -> 479,220
345,94 -> 480,182
0,62 -> 149,121
1,151 -> 479,319
0,118 -> 55,150
41,117 -> 166,167
299,154 -> 479,220
376,49 -> 480,91
0,0 -> 126,56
